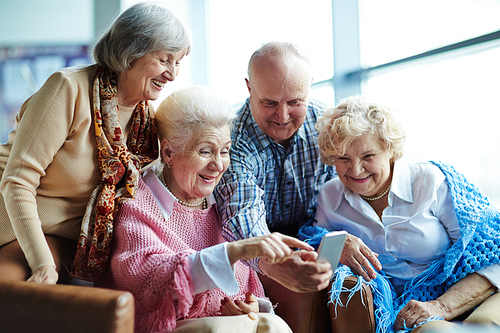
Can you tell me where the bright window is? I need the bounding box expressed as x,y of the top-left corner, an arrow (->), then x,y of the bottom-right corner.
207,0 -> 334,106
359,0 -> 500,206
358,0 -> 500,67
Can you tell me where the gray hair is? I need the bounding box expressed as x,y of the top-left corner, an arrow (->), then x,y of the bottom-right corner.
93,2 -> 192,72
247,41 -> 311,79
317,95 -> 407,165
156,86 -> 236,154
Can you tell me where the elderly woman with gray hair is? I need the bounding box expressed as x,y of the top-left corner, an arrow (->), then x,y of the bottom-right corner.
0,2 -> 191,284
300,95 -> 500,332
97,86 -> 303,332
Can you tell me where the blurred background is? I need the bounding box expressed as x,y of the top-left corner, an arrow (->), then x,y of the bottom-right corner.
1,0 -> 499,206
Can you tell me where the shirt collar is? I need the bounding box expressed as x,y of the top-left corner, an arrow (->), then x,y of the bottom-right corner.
142,163 -> 216,221
390,160 -> 413,204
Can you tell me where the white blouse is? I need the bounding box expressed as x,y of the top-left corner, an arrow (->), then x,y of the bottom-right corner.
314,161 -> 500,295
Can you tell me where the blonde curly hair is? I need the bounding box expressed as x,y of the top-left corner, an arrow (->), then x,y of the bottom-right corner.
317,95 -> 406,166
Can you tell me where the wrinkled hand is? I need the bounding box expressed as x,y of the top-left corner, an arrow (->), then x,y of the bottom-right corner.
394,300 -> 447,330
260,250 -> 332,293
220,292 -> 259,316
339,233 -> 382,281
226,232 -> 314,266
27,265 -> 58,284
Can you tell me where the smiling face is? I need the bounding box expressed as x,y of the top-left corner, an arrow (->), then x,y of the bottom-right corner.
162,125 -> 231,204
116,49 -> 186,107
246,54 -> 310,148
334,134 -> 394,197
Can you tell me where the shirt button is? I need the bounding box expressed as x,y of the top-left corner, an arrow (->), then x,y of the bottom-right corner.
248,312 -> 258,321
286,181 -> 292,185
285,204 -> 290,209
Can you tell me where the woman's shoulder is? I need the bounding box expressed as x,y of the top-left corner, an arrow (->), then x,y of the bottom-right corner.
116,178 -> 161,223
49,64 -> 97,86
28,65 -> 98,107
406,161 -> 445,182
321,177 -> 344,191
395,161 -> 446,196
23,64 -> 97,105
317,177 -> 344,203
125,177 -> 156,208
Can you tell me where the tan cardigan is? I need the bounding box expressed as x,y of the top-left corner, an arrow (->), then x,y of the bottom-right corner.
0,65 -> 135,272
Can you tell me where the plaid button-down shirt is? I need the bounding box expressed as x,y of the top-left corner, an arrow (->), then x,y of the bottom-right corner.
215,98 -> 335,269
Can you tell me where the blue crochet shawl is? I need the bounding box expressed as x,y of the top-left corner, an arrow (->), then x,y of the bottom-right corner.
298,161 -> 500,333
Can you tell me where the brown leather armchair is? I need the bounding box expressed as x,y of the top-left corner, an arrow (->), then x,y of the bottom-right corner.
0,275 -> 374,333
0,279 -> 134,333
260,274 -> 375,333
259,274 -> 332,333
329,276 -> 375,333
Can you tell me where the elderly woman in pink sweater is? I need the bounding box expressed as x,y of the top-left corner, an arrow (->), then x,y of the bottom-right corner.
97,86 -> 309,333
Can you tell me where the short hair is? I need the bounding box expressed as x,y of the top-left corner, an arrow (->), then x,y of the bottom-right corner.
247,41 -> 311,79
93,2 -> 192,73
156,86 -> 236,155
317,95 -> 406,165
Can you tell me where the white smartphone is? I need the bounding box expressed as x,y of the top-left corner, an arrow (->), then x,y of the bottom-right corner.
317,230 -> 347,268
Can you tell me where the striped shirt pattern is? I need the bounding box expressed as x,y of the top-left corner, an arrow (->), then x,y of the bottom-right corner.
215,98 -> 335,260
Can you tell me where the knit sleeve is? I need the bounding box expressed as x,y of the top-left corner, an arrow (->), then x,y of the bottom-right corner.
0,70 -> 80,271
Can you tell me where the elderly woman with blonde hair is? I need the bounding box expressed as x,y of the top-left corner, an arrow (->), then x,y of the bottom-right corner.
97,86 -> 308,333
300,95 -> 500,332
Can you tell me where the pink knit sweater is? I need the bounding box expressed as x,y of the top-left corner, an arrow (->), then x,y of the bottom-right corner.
98,178 -> 265,333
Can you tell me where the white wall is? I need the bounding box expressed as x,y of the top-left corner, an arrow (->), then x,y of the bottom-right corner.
0,0 -> 200,91
0,0 -> 94,46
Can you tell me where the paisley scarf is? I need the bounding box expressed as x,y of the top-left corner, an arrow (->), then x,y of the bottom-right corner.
71,65 -> 158,281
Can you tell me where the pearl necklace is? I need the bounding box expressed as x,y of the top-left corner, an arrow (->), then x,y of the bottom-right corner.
360,182 -> 392,201
157,168 -> 207,209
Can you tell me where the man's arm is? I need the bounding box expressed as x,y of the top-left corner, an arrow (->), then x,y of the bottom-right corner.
215,171 -> 270,242
216,170 -> 334,292
214,138 -> 273,272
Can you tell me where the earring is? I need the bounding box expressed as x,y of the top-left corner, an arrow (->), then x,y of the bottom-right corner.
166,162 -> 172,168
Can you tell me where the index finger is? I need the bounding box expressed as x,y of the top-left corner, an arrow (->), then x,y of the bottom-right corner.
360,247 -> 382,271
357,250 -> 381,280
223,298 -> 244,315
275,233 -> 314,251
357,257 -> 379,280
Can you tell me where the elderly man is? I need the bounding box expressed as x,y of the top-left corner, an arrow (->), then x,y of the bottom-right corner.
215,42 -> 335,293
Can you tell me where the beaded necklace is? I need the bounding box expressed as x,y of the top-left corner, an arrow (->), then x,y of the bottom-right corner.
360,181 -> 392,201
157,167 -> 207,209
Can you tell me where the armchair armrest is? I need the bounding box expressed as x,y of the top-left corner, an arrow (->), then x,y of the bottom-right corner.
0,279 -> 134,333
259,274 -> 331,333
329,276 -> 375,333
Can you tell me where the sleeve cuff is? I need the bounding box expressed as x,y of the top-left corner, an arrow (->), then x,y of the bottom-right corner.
187,242 -> 240,295
257,297 -> 275,313
476,264 -> 500,290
